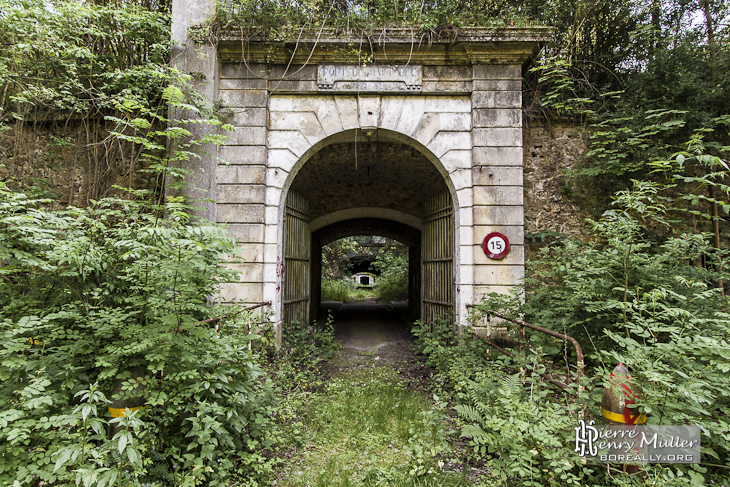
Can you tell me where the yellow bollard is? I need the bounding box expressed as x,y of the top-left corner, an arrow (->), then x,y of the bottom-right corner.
602,363 -> 646,425
108,367 -> 147,437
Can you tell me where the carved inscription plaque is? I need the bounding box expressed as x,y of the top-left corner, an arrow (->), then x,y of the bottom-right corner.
318,64 -> 422,92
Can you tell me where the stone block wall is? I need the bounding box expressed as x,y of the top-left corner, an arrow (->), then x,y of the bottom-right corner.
209,60 -> 532,323
169,15 -> 555,329
263,93 -> 476,319
471,65 -> 525,298
215,64 -> 270,304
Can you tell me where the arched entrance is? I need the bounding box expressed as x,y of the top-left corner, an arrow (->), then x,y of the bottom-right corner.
172,24 -> 541,346
280,132 -> 457,329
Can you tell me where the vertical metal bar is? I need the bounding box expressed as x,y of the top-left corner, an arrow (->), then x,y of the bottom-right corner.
422,191 -> 454,328
283,191 -> 310,326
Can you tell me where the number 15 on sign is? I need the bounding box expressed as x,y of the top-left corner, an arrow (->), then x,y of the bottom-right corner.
483,232 -> 510,260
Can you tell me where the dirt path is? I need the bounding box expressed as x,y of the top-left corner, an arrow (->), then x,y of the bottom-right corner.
319,300 -> 434,388
274,301 -> 472,487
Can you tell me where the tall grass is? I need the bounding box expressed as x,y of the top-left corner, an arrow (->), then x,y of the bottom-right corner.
321,279 -> 354,302
372,272 -> 408,302
322,279 -> 376,302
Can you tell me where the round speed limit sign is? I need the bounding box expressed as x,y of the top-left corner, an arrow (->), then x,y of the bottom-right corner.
483,232 -> 510,260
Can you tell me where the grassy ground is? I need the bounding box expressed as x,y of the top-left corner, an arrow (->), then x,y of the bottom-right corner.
320,280 -> 375,303
274,361 -> 471,487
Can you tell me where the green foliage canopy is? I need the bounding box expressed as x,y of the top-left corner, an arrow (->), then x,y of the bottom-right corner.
0,0 -> 170,120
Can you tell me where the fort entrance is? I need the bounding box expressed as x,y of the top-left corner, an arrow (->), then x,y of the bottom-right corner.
283,131 -> 454,326
171,3 -> 549,339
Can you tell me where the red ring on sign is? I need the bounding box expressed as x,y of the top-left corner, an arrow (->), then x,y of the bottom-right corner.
483,232 -> 510,260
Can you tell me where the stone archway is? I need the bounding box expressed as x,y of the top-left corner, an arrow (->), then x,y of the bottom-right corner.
266,97 -> 472,330
313,218 -> 422,321
171,17 -> 542,342
275,121 -> 462,328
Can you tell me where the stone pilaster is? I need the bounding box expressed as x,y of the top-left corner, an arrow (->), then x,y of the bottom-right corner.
215,63 -> 270,303
471,64 -> 525,299
170,0 -> 218,221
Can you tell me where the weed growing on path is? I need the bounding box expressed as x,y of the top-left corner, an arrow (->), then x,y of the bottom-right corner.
269,314 -> 339,391
275,367 -> 469,487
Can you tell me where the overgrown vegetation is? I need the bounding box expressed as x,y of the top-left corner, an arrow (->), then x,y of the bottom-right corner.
415,298 -> 729,485
321,236 -> 408,303
409,154 -> 730,485
206,0 -> 538,42
529,2 -> 730,216
0,0 -> 177,204
0,186 -> 281,486
275,316 -> 338,391
274,366 -> 468,487
518,158 -> 730,482
0,0 -> 169,119
0,29 -> 271,482
2,0 -> 730,486
321,279 -> 356,302
412,316 -> 591,485
371,250 -> 408,303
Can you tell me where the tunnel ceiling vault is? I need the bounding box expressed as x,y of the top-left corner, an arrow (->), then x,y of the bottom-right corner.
290,141 -> 447,222
313,218 -> 421,248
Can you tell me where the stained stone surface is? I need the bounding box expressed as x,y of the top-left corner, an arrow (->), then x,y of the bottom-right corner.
290,141 -> 447,221
323,301 -> 411,355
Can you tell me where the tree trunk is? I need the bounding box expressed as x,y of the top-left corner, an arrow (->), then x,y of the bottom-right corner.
702,0 -> 724,296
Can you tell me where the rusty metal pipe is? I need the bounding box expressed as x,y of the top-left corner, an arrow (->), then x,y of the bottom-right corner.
470,331 -> 572,391
467,305 -> 585,391
178,301 -> 272,332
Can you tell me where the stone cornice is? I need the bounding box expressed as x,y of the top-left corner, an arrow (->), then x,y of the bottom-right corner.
213,26 -> 552,65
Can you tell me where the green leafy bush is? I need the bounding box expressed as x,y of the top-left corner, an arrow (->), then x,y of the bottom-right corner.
0,187 -> 278,486
411,316 -> 460,361
469,182 -> 730,484
0,0 -> 170,117
281,317 -> 338,388
410,164 -> 730,484
455,372 -> 588,486
412,317 -> 592,486
371,251 -> 408,303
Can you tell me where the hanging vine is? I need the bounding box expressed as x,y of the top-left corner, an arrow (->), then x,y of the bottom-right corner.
0,0 -> 174,206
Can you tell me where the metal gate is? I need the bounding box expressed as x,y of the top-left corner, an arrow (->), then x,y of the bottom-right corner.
283,191 -> 311,325
422,191 -> 454,326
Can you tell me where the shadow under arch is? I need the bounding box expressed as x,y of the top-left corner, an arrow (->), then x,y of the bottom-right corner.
280,128 -> 459,212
